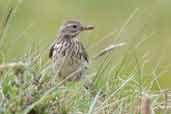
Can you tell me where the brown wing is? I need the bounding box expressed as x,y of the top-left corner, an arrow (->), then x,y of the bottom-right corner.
49,44 -> 54,58
80,42 -> 89,63
49,38 -> 60,58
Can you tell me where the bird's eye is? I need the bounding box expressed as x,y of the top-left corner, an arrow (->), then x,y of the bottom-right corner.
72,25 -> 77,29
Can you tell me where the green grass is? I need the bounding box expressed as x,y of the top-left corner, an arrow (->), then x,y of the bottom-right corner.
0,1 -> 171,114
0,48 -> 169,114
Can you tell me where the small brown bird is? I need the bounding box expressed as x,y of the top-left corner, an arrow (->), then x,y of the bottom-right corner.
49,20 -> 94,82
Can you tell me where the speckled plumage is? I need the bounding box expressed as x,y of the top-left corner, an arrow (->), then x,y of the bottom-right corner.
49,20 -> 94,81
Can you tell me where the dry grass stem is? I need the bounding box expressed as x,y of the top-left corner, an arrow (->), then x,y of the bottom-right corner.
94,42 -> 126,59
0,62 -> 28,70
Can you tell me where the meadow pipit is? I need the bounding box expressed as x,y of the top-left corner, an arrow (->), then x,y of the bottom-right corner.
49,20 -> 94,82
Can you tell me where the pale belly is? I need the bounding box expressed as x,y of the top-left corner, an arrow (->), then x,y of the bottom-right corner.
53,54 -> 87,81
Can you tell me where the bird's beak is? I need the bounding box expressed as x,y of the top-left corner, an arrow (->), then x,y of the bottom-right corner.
81,25 -> 95,31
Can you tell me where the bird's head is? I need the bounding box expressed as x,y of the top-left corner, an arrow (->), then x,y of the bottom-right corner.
59,20 -> 94,38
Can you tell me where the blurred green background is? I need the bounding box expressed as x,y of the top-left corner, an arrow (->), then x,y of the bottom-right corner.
0,0 -> 171,88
